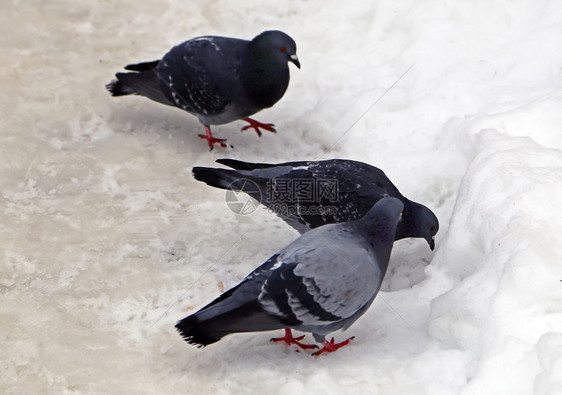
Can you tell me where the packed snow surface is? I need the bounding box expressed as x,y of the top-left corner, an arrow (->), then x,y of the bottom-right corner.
2,0 -> 562,393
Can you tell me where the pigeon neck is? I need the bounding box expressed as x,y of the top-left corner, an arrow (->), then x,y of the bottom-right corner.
394,199 -> 422,240
359,224 -> 394,270
394,199 -> 414,239
352,212 -> 399,271
242,44 -> 290,108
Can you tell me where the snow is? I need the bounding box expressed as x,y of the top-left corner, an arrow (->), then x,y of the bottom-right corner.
2,0 -> 562,393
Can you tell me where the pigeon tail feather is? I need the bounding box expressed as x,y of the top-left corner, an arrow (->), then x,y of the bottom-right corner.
216,158 -> 275,170
175,316 -> 226,347
124,60 -> 160,72
108,71 -> 173,106
176,299 -> 285,347
106,79 -> 134,96
192,167 -> 237,189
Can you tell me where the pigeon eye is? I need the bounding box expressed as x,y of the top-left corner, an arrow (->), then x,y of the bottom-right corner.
281,46 -> 287,52
430,226 -> 436,231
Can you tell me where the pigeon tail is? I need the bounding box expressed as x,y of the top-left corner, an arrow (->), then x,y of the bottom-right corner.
106,68 -> 173,106
175,316 -> 227,347
124,60 -> 160,72
192,166 -> 264,197
215,158 -> 275,170
175,275 -> 288,348
191,166 -> 236,189
106,79 -> 135,96
176,301 -> 284,348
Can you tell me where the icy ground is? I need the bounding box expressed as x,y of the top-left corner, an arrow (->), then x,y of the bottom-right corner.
2,0 -> 562,393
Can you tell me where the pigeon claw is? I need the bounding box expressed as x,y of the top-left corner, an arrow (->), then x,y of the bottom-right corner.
312,336 -> 355,356
199,126 -> 227,150
198,134 -> 227,150
241,117 -> 276,137
270,328 -> 318,350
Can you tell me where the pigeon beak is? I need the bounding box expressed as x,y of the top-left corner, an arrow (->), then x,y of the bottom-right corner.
428,237 -> 435,251
290,54 -> 301,69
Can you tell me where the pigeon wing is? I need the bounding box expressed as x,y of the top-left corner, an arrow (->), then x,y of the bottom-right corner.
158,37 -> 247,116
258,234 -> 381,326
247,160 -> 392,230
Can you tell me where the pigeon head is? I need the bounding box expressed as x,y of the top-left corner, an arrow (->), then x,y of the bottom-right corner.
251,30 -> 300,69
420,206 -> 439,250
398,201 -> 439,250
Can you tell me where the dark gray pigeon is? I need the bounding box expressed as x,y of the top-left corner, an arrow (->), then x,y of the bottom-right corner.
192,158 -> 439,250
176,197 -> 404,355
106,31 -> 300,150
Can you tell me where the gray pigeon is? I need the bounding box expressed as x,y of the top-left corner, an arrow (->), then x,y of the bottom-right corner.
106,31 -> 300,150
192,158 -> 439,250
176,197 -> 403,355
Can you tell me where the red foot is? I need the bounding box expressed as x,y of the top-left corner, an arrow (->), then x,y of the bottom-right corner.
270,328 -> 318,350
312,336 -> 355,356
198,126 -> 227,150
241,117 -> 276,137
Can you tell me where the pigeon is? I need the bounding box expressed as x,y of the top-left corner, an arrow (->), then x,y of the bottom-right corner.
176,197 -> 404,355
106,31 -> 300,150
192,158 -> 439,250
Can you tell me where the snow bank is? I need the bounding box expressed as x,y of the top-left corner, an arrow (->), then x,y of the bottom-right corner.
427,131 -> 562,394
